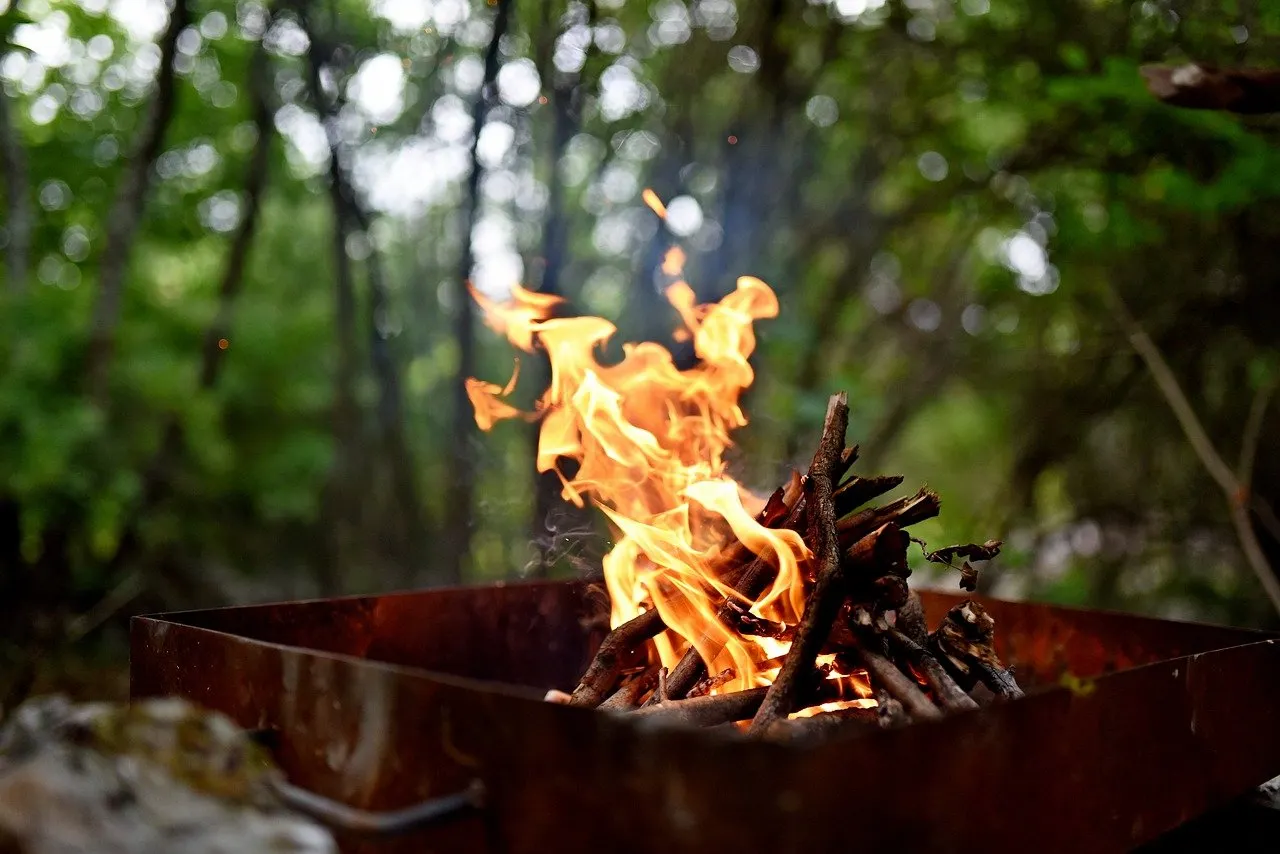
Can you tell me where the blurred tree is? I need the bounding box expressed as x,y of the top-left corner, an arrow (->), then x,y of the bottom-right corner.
3,0 -> 1280,701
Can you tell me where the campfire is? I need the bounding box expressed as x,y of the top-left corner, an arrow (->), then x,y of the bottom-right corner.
465,193 -> 1022,739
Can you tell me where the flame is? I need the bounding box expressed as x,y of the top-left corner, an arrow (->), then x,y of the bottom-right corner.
466,191 -> 872,701
641,188 -> 667,219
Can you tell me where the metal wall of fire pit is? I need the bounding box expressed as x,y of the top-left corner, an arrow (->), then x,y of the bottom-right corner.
130,580 -> 1280,854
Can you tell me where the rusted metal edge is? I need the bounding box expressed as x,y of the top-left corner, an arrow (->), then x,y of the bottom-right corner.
130,581 -> 1280,854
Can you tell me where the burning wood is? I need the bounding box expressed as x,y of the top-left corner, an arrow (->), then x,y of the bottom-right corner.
466,191 -> 1020,745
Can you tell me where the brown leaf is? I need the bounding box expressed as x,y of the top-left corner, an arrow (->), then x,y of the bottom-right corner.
925,539 -> 1002,565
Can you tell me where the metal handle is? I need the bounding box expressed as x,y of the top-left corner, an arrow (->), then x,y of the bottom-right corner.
270,777 -> 486,837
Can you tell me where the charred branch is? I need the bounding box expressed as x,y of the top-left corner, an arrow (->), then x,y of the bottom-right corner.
837,488 -> 941,547
600,666 -> 659,712
631,685 -> 770,727
833,474 -> 904,517
661,473 -> 808,701
887,629 -> 979,714
895,589 -> 929,647
856,645 -> 943,722
686,667 -> 735,699
973,661 -> 1024,700
761,705 -> 880,744
749,393 -> 849,735
570,608 -> 665,707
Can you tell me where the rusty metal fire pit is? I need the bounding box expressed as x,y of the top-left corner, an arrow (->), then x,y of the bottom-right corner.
130,579 -> 1280,853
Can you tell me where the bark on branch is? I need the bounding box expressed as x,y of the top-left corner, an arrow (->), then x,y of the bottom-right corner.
750,395 -> 849,734
1113,292 -> 1280,616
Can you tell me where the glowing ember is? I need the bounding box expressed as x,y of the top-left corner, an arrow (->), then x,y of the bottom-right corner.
466,191 -> 848,699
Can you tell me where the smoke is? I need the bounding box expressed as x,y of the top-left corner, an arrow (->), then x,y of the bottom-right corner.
522,501 -> 608,579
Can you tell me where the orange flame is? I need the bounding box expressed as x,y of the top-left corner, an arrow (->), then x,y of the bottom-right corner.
466,192 -> 870,701
641,188 -> 667,219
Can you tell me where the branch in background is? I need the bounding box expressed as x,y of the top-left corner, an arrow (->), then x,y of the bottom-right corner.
1141,64 -> 1280,115
96,39 -> 278,608
1113,293 -> 1280,616
349,196 -> 430,587
1238,378 -> 1276,495
0,90 -> 32,292
86,0 -> 191,405
295,5 -> 365,593
300,16 -> 429,589
198,47 -> 275,390
1238,379 -> 1280,549
441,0 -> 514,585
301,10 -> 429,586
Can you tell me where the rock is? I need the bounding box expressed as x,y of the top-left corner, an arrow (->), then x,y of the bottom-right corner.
0,696 -> 335,854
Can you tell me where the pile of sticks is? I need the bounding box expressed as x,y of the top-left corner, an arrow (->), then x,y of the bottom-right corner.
560,392 -> 1023,742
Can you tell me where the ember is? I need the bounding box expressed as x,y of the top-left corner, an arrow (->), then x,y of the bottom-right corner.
467,192 -> 1020,739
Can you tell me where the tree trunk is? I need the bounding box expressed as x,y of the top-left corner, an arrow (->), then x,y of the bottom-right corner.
86,0 -> 191,406
441,0 -> 515,585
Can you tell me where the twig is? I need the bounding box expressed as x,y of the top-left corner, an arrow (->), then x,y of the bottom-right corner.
887,629 -> 978,714
660,477 -> 808,701
1238,378 -> 1276,493
895,589 -> 928,646
973,661 -> 1024,700
761,705 -> 880,744
569,608 -> 665,707
87,0 -> 191,404
749,393 -> 849,735
1115,296 -> 1280,616
0,90 -> 31,292
837,488 -> 941,547
833,474 -> 904,517
632,686 -> 770,727
598,666 -> 658,712
857,645 -> 943,722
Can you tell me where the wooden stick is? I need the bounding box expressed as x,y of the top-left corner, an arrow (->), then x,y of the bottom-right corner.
661,465 -> 821,702
634,670 -> 845,727
887,629 -> 979,714
598,666 -> 659,712
686,667 -> 735,699
748,393 -> 849,735
631,686 -> 770,727
837,488 -> 940,547
573,474 -> 809,709
974,661 -> 1025,700
857,646 -> 943,722
874,690 -> 909,729
894,589 -> 929,646
833,474 -> 904,517
662,398 -> 860,702
761,705 -> 880,744
569,608 -> 665,707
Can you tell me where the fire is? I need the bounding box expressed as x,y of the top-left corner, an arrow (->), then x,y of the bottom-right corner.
466,191 -> 871,703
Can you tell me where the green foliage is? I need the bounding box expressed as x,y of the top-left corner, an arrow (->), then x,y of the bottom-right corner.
1,0 -> 1280,658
